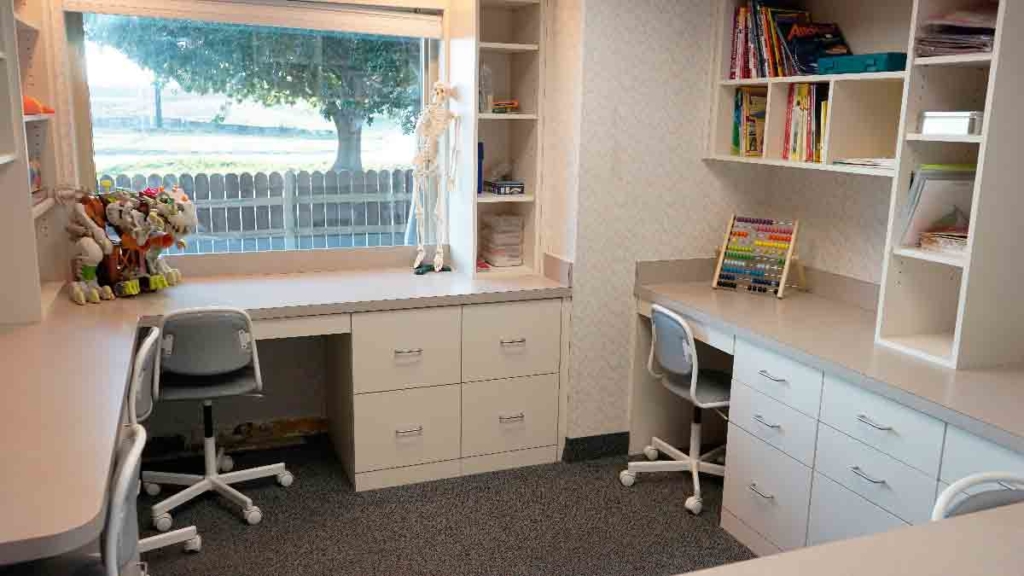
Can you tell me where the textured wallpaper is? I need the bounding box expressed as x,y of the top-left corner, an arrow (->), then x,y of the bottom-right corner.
564,0 -> 892,438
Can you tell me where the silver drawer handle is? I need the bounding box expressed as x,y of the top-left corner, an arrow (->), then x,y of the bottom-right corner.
395,426 -> 424,437
758,369 -> 788,384
753,414 -> 781,430
499,413 -> 525,423
394,348 -> 424,356
856,414 -> 893,431
748,482 -> 775,500
500,338 -> 527,346
850,466 -> 887,485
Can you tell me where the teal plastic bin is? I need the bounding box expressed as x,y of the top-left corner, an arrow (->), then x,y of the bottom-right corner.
818,53 -> 907,75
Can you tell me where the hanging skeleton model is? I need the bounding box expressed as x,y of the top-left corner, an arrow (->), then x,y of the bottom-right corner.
411,81 -> 460,274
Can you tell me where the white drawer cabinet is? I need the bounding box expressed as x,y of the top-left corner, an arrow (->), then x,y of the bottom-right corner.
820,375 -> 945,476
352,307 -> 462,394
461,374 -> 558,458
734,339 -> 823,418
941,426 -> 1024,484
462,299 -> 562,382
808,472 -> 907,546
815,424 -> 937,524
723,424 -> 812,551
729,380 -> 818,467
352,384 -> 461,473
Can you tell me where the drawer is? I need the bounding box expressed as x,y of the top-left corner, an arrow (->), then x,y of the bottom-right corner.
462,299 -> 561,382
820,375 -> 945,476
734,339 -> 823,418
729,380 -> 818,467
461,374 -> 558,458
352,307 -> 461,394
808,472 -> 907,546
353,385 -> 460,473
723,424 -> 812,551
941,426 -> 1024,484
815,424 -> 937,524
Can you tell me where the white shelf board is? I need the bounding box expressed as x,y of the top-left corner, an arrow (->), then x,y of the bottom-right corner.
478,193 -> 535,204
720,70 -> 905,87
479,113 -> 538,120
906,133 -> 982,144
480,42 -> 539,53
880,333 -> 955,365
0,153 -> 16,166
915,53 -> 992,68
31,198 -> 55,220
706,155 -> 895,178
893,246 -> 967,268
24,114 -> 53,123
476,264 -> 534,277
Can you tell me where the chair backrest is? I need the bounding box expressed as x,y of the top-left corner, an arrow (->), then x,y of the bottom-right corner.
932,472 -> 1024,521
157,307 -> 261,393
649,304 -> 700,399
129,327 -> 161,424
102,424 -> 146,576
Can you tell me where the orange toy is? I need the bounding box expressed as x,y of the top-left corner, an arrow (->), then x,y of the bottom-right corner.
23,95 -> 55,116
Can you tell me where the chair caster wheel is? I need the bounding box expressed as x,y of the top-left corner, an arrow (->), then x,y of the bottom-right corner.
243,506 -> 262,525
143,482 -> 161,496
277,471 -> 294,487
219,455 -> 234,473
183,535 -> 202,553
685,496 -> 703,515
643,446 -> 659,461
153,513 -> 173,532
619,470 -> 637,487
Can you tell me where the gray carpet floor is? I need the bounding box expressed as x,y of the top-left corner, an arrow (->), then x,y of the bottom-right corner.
138,440 -> 754,576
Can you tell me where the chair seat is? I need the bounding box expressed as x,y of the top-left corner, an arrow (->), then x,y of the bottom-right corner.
948,489 -> 1024,517
663,369 -> 731,409
160,365 -> 260,401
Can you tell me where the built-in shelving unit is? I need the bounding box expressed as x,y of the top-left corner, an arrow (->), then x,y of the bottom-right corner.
709,1 -> 1020,370
875,0 -> 1016,370
450,0 -> 543,277
0,0 -> 66,324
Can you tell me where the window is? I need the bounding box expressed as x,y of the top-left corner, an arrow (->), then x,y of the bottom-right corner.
80,11 -> 439,254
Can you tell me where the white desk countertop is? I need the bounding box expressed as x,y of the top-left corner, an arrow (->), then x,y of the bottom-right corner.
684,501 -> 1024,576
0,268 -> 569,565
638,281 -> 1024,453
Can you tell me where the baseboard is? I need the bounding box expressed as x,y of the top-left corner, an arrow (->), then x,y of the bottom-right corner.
561,432 -> 630,462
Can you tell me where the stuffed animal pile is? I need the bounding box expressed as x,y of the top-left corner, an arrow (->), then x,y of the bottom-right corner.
67,186 -> 198,305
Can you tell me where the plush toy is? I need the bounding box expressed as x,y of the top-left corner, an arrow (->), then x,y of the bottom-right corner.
65,186 -> 198,305
22,95 -> 55,116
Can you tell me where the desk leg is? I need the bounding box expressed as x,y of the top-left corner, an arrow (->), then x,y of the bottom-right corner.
325,334 -> 355,486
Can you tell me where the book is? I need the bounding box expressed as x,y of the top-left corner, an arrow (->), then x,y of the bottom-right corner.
732,87 -> 768,157
782,83 -> 829,162
727,2 -> 850,79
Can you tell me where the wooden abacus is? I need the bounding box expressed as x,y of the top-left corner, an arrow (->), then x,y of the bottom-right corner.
712,215 -> 800,299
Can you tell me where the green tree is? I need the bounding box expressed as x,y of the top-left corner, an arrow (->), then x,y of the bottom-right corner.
85,14 -> 422,172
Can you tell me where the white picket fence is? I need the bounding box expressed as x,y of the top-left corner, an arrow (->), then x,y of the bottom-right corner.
98,169 -> 421,254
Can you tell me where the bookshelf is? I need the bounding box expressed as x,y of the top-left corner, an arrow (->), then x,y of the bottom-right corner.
708,0 -> 913,178
0,0 -> 66,325
450,0 -> 544,277
709,1 -> 1022,370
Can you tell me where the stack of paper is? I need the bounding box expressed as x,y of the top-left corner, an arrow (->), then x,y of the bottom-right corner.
915,4 -> 997,56
833,158 -> 896,170
480,215 -> 524,268
899,165 -> 975,254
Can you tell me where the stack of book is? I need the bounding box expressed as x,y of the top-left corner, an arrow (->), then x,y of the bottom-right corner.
782,84 -> 829,163
732,87 -> 768,157
899,165 -> 975,255
729,1 -> 851,79
915,4 -> 997,57
480,214 -> 524,268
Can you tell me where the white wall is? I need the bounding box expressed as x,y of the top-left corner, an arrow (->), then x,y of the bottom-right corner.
563,0 -> 891,439
540,0 -> 583,261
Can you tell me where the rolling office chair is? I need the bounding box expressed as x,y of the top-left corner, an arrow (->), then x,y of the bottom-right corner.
141,308 -> 294,532
6,424 -> 191,576
932,472 -> 1024,521
619,304 -> 731,516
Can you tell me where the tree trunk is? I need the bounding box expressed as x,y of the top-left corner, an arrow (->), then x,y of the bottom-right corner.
153,81 -> 163,129
331,111 -> 364,172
